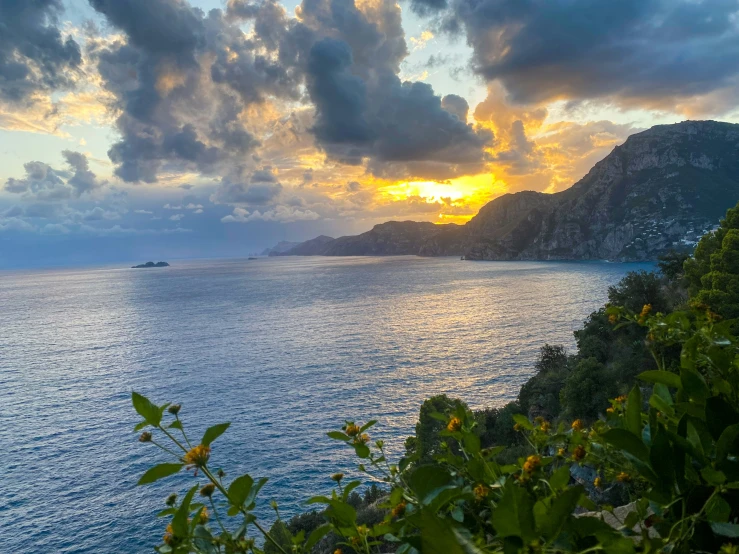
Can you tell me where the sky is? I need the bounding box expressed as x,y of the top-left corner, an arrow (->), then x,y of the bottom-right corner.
1,0 -> 739,267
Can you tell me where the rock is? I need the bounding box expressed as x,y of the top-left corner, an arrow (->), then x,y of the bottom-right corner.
131,261 -> 169,268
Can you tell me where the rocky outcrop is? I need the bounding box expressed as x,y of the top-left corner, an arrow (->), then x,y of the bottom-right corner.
277,121 -> 739,261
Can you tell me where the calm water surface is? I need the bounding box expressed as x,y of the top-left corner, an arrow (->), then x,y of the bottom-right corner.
0,256 -> 653,553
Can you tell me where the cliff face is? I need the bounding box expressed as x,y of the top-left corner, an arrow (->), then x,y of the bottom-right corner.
275,121 -> 739,261
463,120 -> 739,261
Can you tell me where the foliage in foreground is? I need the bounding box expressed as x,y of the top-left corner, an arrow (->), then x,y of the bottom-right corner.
132,300 -> 739,553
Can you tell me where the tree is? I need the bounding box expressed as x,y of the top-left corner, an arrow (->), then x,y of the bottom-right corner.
405,394 -> 467,463
686,204 -> 739,318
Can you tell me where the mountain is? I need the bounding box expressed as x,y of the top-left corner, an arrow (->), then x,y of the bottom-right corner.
277,221 -> 462,256
263,241 -> 301,256
281,121 -> 739,261
273,235 -> 335,255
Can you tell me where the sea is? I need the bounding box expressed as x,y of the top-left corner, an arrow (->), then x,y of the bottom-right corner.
0,256 -> 654,553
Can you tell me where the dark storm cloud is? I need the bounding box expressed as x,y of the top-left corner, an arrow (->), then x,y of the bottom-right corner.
441,94 -> 468,122
88,0 -> 301,183
307,38 -> 373,155
89,0 -> 490,184
298,1 -> 491,171
0,0 -> 81,103
408,0 -> 448,16
415,0 -> 739,106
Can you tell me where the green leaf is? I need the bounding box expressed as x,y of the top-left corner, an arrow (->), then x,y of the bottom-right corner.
680,368 -> 709,402
137,463 -> 183,485
601,428 -> 649,461
638,370 -> 681,389
359,420 -> 377,433
418,509 -> 484,554
463,432 -> 480,456
324,500 -> 356,527
201,422 -> 230,446
711,522 -> 739,538
512,415 -> 533,430
193,525 -> 217,554
538,486 -> 583,539
228,474 -> 253,507
327,431 -> 350,441
354,443 -> 370,458
649,429 -> 674,495
172,485 -> 198,536
134,420 -> 149,431
626,386 -> 642,437
409,465 -> 454,505
305,524 -> 331,551
168,420 -> 182,430
342,480 -> 361,501
132,392 -> 163,427
549,465 -> 571,490
701,467 -> 726,486
706,495 -> 731,523
716,424 -> 739,463
492,480 -> 535,541
244,477 -> 268,508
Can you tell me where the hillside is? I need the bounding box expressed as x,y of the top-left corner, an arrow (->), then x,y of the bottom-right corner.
275,121 -> 739,261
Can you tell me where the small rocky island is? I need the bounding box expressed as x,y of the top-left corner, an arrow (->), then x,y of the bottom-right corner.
131,261 -> 170,268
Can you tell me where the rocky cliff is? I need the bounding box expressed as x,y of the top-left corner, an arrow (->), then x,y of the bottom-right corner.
276,121 -> 739,261
463,120 -> 739,261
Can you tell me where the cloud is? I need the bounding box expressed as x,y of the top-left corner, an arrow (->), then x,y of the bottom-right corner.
3,151 -> 105,201
222,205 -> 320,223
169,213 -> 184,221
210,168 -> 283,205
87,0 -> 300,183
0,0 -> 81,103
420,0 -> 739,112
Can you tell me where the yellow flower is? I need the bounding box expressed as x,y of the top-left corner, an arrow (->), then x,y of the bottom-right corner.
572,445 -> 586,461
345,423 -> 360,437
557,448 -> 566,457
617,472 -> 631,482
353,433 -> 370,445
594,477 -> 603,488
357,524 -> 369,536
523,455 -> 541,473
539,421 -> 551,432
474,484 -> 491,500
606,407 -> 614,414
391,501 -> 406,518
513,423 -> 522,432
163,523 -> 174,544
571,419 -> 584,431
199,507 -> 209,523
200,483 -> 215,497
334,550 -> 343,554
608,314 -> 618,324
447,417 -> 462,432
183,444 -> 211,468
615,395 -> 628,403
